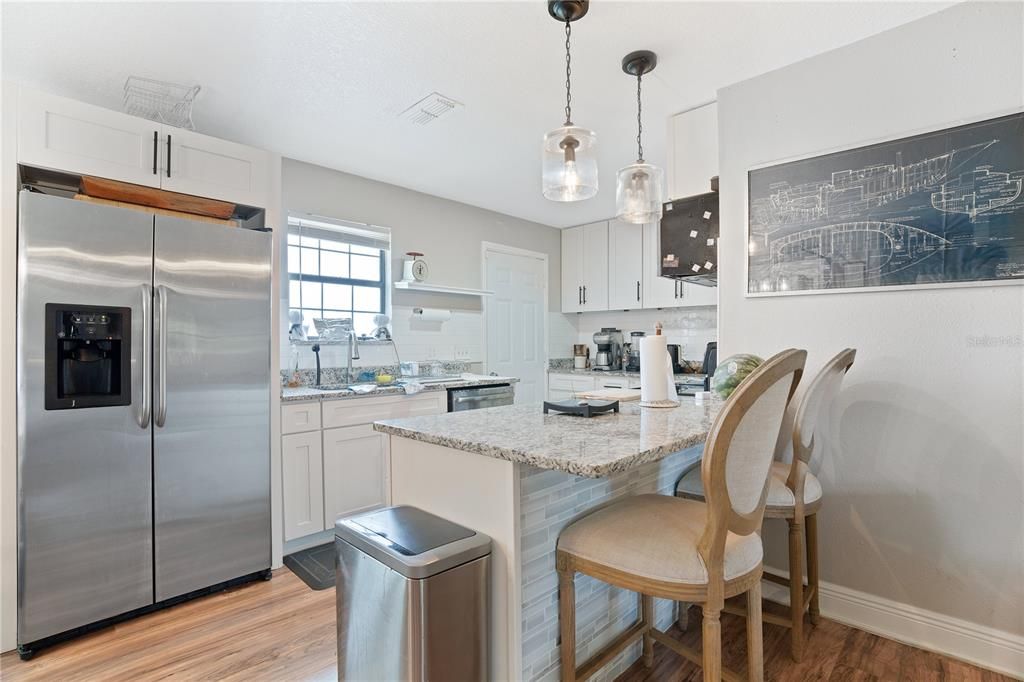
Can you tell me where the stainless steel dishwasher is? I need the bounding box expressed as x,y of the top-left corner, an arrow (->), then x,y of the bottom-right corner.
447,383 -> 515,412
335,506 -> 491,681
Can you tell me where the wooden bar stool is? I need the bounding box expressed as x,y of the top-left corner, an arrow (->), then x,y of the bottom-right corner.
556,349 -> 806,682
677,348 -> 856,662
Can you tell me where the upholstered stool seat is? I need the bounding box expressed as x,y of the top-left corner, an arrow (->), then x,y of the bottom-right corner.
677,461 -> 823,514
558,494 -> 762,585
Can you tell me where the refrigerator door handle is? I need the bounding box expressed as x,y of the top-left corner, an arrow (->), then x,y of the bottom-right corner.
138,284 -> 152,429
154,284 -> 168,427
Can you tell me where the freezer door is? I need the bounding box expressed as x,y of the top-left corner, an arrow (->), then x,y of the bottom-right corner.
17,191 -> 155,645
152,216 -> 271,600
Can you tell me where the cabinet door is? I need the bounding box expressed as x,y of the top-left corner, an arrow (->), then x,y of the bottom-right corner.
18,88 -> 161,187
162,127 -> 269,207
681,282 -> 718,307
282,431 -> 325,541
642,223 -> 681,309
668,102 -> 719,200
323,425 -> 389,526
581,221 -> 609,311
561,226 -> 584,313
607,219 -> 644,310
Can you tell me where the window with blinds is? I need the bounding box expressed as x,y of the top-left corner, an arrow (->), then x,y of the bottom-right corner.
287,215 -> 391,338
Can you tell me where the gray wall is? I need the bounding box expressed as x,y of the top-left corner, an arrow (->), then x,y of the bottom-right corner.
282,158 -> 561,313
717,2 -> 1023,636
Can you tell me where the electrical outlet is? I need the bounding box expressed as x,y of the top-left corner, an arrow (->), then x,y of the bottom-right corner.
454,346 -> 472,361
425,346 -> 437,359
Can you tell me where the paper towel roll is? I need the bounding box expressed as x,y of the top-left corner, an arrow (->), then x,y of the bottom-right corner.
411,308 -> 451,322
639,335 -> 670,403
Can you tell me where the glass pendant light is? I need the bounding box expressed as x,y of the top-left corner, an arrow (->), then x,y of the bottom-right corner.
616,51 -> 664,223
542,1 -> 598,202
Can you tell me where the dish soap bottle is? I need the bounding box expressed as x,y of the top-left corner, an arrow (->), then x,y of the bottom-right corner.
287,343 -> 302,388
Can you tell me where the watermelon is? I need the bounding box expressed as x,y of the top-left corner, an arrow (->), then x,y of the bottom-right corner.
710,354 -> 764,399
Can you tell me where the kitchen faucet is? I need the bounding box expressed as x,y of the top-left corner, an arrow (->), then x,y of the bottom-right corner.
346,329 -> 360,384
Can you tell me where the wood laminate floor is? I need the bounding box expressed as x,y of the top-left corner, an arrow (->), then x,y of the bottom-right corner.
0,569 -> 1012,681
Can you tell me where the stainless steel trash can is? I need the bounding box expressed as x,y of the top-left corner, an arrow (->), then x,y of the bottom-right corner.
335,505 -> 491,681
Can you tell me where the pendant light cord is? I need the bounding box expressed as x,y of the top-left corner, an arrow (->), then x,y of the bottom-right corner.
564,20 -> 573,126
636,72 -> 644,162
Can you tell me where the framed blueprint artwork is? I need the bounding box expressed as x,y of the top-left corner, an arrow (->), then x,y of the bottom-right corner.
746,112 -> 1024,295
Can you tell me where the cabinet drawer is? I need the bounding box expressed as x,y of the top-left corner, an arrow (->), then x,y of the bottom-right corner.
281,401 -> 322,434
322,392 -> 446,429
549,374 -> 596,393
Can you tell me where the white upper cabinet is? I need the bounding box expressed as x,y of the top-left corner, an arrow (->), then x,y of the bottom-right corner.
681,282 -> 717,306
561,225 -> 585,313
580,221 -> 609,311
162,127 -> 270,208
561,221 -> 609,313
17,87 -> 270,208
18,88 -> 162,188
607,219 -> 644,310
642,223 -> 681,309
668,101 -> 719,200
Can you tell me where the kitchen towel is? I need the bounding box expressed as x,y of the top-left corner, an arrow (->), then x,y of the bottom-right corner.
411,308 -> 451,322
639,334 -> 680,407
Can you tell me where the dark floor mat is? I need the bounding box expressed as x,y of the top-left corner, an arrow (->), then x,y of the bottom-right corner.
283,543 -> 335,591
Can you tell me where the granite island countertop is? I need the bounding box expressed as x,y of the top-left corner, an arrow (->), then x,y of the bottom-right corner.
373,399 -> 723,478
282,375 -> 518,403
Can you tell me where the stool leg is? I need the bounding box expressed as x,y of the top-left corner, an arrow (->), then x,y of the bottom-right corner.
702,605 -> 722,682
788,518 -> 805,662
641,593 -> 655,667
806,514 -> 820,625
559,570 -> 576,682
746,581 -> 764,682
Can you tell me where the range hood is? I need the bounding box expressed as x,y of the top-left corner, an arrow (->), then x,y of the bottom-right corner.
659,189 -> 719,287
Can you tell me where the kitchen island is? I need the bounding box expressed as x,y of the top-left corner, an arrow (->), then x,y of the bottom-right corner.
374,399 -> 723,682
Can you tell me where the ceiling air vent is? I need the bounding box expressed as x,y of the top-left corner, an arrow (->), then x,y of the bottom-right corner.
398,92 -> 463,125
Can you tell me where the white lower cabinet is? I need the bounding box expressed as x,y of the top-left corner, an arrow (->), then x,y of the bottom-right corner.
281,393 -> 446,543
322,425 -> 389,527
281,431 -> 325,542
548,372 -> 642,400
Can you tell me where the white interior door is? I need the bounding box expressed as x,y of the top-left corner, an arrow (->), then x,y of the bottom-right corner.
484,247 -> 547,405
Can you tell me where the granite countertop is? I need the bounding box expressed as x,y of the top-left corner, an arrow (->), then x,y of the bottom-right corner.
374,399 -> 723,478
282,375 -> 518,403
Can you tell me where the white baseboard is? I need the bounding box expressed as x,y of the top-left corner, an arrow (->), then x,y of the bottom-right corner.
761,566 -> 1024,679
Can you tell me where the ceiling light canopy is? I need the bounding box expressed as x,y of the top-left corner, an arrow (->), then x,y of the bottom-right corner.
616,50 -> 665,224
542,1 -> 598,203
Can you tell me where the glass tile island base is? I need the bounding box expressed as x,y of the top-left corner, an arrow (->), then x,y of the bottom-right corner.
374,401 -> 719,681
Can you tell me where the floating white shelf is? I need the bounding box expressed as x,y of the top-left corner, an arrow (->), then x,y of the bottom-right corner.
393,281 -> 494,296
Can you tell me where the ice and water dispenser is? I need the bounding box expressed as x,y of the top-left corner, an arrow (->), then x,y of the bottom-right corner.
44,304 -> 131,410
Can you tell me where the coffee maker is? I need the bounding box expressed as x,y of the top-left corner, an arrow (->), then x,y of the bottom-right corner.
592,328 -> 623,371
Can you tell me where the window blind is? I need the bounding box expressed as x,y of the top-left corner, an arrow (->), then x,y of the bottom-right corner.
287,214 -> 391,251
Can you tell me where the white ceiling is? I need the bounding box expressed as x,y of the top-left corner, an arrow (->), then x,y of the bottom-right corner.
2,1 -> 951,228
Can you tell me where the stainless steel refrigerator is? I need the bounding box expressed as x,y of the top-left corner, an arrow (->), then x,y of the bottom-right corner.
16,190 -> 272,657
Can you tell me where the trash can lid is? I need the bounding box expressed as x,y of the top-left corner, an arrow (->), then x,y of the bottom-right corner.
335,505 -> 492,579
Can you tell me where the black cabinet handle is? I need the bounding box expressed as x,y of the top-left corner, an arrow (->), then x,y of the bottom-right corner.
166,134 -> 172,178
578,286 -> 582,305
583,285 -> 587,305
152,131 -> 158,175
637,281 -> 641,302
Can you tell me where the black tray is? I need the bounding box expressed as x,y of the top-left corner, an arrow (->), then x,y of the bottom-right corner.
542,399 -> 620,417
